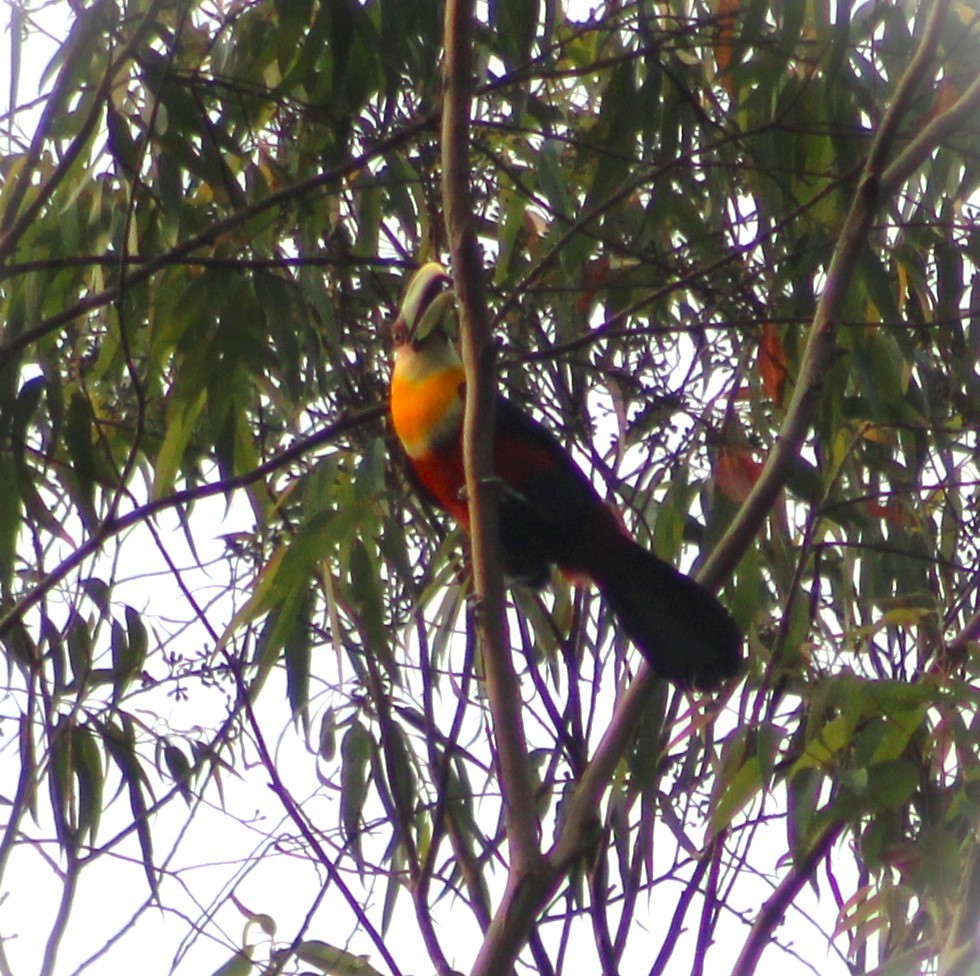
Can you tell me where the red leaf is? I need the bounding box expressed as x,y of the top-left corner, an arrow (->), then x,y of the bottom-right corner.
713,0 -> 741,91
759,322 -> 788,406
575,257 -> 611,317
864,500 -> 913,527
715,448 -> 764,503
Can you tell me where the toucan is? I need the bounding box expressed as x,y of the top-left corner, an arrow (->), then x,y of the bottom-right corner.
389,263 -> 741,690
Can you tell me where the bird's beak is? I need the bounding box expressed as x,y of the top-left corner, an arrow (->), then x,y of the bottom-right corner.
395,262 -> 455,345
410,288 -> 456,343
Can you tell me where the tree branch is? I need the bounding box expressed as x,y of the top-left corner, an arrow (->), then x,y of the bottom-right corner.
441,0 -> 543,877
880,73 -> 980,197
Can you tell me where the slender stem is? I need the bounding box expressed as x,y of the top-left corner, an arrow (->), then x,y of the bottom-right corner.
648,850 -> 713,976
39,853 -> 79,976
693,837 -> 723,976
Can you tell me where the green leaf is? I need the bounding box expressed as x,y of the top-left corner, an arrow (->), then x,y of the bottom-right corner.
340,721 -> 373,864
378,155 -> 419,246
252,589 -> 304,691
537,140 -> 574,220
153,388 -> 207,500
0,449 -> 21,593
66,611 -> 93,687
150,270 -> 212,362
794,713 -> 852,771
80,577 -> 111,613
124,605 -> 148,670
787,765 -> 823,855
710,753 -> 763,836
625,681 -> 669,784
275,0 -> 313,75
352,173 -> 382,259
102,717 -> 158,898
74,724 -> 104,845
223,507 -> 343,648
865,760 -> 918,812
253,272 -> 305,402
48,717 -> 77,852
64,391 -> 98,522
381,721 -> 416,823
317,708 -> 336,762
443,756 -> 482,846
348,538 -> 395,678
583,59 -> 637,212
489,0 -> 538,70
110,606 -> 147,703
208,950 -> 254,976
381,841 -> 405,937
283,590 -> 313,729
163,743 -> 194,803
295,940 -> 383,976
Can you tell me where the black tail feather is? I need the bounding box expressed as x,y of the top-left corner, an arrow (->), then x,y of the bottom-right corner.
595,540 -> 741,690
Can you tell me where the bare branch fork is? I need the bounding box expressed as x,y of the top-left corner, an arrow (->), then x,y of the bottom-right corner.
438,1 -> 980,974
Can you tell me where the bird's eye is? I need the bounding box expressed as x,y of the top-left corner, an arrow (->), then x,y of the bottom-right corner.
391,317 -> 408,346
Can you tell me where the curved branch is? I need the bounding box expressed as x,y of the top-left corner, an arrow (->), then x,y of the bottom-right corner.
0,405 -> 384,642
880,73 -> 980,196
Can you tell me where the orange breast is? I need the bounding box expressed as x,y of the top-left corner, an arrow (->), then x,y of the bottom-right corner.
390,365 -> 465,459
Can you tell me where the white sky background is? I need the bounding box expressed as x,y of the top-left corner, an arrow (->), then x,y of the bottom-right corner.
0,2 -> 878,974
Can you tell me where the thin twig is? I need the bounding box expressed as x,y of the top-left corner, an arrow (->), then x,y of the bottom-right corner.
730,823 -> 844,976
648,849 -> 713,976
236,671 -> 406,976
38,852 -> 79,976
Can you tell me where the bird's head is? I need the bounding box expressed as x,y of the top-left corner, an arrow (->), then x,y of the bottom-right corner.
391,262 -> 457,351
389,263 -> 465,455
